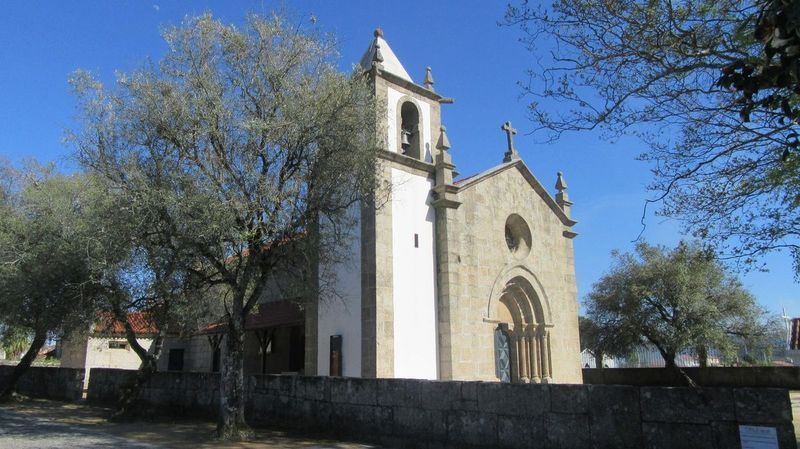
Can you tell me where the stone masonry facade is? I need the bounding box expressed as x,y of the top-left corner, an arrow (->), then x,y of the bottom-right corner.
315,29 -> 583,384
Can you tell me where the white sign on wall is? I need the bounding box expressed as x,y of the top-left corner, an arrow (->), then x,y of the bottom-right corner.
739,425 -> 779,449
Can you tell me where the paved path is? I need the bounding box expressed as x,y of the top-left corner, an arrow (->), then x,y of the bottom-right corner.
0,406 -> 158,449
0,399 -> 381,449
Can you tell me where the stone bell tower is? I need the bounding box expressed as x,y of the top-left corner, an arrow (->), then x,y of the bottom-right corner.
357,28 -> 457,380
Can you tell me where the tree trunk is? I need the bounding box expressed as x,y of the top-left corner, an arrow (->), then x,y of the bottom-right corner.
594,350 -> 604,369
663,352 -> 677,368
111,328 -> 166,420
0,328 -> 47,401
216,310 -> 253,441
659,348 -> 697,388
697,346 -> 708,368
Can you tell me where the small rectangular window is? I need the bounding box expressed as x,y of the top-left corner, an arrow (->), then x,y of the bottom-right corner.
330,335 -> 342,376
414,233 -> 419,248
108,341 -> 127,350
167,348 -> 184,371
212,348 -> 220,373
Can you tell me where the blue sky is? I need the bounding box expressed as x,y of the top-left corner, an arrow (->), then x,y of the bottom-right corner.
1,1 -> 797,318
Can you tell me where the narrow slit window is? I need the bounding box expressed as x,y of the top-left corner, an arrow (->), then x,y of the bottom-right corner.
414,233 -> 419,248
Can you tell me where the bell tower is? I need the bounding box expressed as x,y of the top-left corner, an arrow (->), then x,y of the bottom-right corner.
358,28 -> 456,380
360,28 -> 453,165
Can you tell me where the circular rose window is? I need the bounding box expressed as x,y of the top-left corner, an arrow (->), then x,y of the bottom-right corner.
504,214 -> 532,259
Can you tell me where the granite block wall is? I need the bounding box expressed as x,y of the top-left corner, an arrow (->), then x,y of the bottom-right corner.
0,365 -> 84,401
87,368 -> 220,418
9,367 -> 796,449
243,377 -> 796,449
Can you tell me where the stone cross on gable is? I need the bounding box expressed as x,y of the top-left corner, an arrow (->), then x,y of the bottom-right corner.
502,121 -> 520,163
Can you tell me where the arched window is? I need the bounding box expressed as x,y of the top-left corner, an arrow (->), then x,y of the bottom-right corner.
399,100 -> 422,160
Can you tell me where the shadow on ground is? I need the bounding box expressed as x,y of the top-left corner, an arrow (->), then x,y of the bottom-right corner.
0,399 -> 381,449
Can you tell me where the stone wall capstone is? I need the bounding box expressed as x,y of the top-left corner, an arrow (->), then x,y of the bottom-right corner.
583,366 -> 800,389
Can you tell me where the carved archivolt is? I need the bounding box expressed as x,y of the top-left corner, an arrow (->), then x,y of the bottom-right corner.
489,267 -> 553,384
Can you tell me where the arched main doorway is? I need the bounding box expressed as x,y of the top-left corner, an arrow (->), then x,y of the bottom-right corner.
493,275 -> 553,383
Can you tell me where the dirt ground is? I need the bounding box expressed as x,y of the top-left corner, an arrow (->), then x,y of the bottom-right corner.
0,398 -> 382,449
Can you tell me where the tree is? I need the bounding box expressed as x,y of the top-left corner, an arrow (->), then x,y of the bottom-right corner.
734,313 -> 788,365
83,180 -> 211,419
0,165 -> 99,399
586,242 -> 763,381
0,325 -> 31,360
505,0 -> 800,275
71,14 -> 379,440
578,316 -> 637,368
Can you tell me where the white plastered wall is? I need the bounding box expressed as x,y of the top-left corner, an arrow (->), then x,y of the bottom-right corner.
316,206 -> 362,377
84,336 -> 153,370
391,168 -> 438,379
386,87 -> 433,163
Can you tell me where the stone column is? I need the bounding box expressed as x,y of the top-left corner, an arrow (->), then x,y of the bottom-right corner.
540,329 -> 552,383
510,333 -> 522,383
523,328 -> 532,381
517,330 -> 529,383
527,326 -> 540,383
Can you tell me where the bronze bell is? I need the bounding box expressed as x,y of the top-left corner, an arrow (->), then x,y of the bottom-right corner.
400,129 -> 411,147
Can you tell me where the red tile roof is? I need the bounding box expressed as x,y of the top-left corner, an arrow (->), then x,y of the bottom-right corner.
94,311 -> 159,336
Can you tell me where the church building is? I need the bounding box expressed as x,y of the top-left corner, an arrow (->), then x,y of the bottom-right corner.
108,29 -> 582,385
305,29 -> 582,384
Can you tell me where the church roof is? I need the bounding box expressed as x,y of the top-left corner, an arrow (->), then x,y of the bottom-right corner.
455,160 -> 577,227
93,311 -> 159,336
359,29 -> 413,82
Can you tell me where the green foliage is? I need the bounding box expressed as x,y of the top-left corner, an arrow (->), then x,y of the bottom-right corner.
0,325 -> 30,360
586,241 -> 764,367
579,316 -> 638,367
733,313 -> 788,365
0,163 -> 100,342
719,0 -> 800,128
506,0 -> 800,275
71,14 -> 380,305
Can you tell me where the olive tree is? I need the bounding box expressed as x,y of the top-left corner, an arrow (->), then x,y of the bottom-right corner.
82,181 -> 214,419
71,14 -> 379,439
579,316 -> 637,368
505,0 -> 800,275
0,164 -> 99,399
586,242 -> 763,381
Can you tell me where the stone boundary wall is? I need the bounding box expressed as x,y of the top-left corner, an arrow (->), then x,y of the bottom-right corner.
0,365 -> 84,401
83,370 -> 797,449
88,368 -> 220,418
583,366 -> 800,389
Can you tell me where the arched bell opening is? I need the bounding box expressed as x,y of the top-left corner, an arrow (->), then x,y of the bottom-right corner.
493,276 -> 553,384
398,100 -> 422,160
